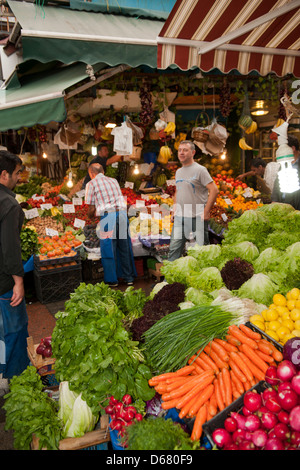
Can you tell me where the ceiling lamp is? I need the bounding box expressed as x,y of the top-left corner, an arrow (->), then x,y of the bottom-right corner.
273,121 -> 300,194
251,100 -> 269,116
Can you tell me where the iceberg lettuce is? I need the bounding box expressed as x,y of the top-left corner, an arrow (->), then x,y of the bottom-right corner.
160,256 -> 198,285
252,247 -> 284,273
187,243 -> 222,268
221,241 -> 259,264
236,273 -> 279,306
187,267 -> 224,293
63,393 -> 97,438
185,287 -> 213,305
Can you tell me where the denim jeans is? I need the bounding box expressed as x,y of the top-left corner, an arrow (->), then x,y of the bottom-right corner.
168,216 -> 209,262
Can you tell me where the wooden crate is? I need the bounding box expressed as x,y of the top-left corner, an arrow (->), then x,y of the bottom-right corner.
27,336 -> 56,376
31,415 -> 110,450
148,262 -> 163,281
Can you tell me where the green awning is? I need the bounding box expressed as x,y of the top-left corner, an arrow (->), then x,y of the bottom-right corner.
7,0 -> 164,67
0,62 -> 106,131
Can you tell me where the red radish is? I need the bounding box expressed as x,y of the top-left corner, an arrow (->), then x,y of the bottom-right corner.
36,343 -> 46,355
243,390 -> 262,413
289,405 -> 300,431
42,346 -> 52,358
291,374 -> 300,395
223,443 -> 239,450
278,381 -> 293,392
276,360 -> 297,382
242,406 -> 252,416
262,387 -> 277,404
273,422 -> 290,441
224,416 -> 238,433
109,396 -> 118,405
238,440 -> 255,450
251,429 -> 268,448
244,414 -> 261,432
43,336 -> 52,347
265,366 -> 278,386
135,413 -> 143,421
232,428 -> 247,444
110,418 -> 122,431
230,412 -> 246,430
122,394 -> 132,405
264,437 -> 285,450
212,428 -> 232,448
265,396 -> 281,413
257,405 -> 269,417
126,405 -> 137,416
261,410 -> 278,430
105,404 -> 114,415
278,409 -> 290,424
290,430 -> 300,446
278,389 -> 298,411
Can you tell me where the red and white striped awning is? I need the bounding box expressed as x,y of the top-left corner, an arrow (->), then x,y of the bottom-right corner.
157,0 -> 300,77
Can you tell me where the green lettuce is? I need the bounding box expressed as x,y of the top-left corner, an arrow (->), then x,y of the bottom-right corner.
187,243 -> 222,268
264,231 -> 300,251
187,267 -> 224,292
185,287 -> 213,305
236,273 -> 279,306
160,256 -> 198,285
222,209 -> 271,248
149,281 -> 169,300
221,241 -> 259,264
63,393 -> 97,438
253,247 -> 284,273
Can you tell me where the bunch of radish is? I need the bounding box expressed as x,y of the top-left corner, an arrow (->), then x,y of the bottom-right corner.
212,360 -> 300,450
36,336 -> 52,358
106,394 -> 143,442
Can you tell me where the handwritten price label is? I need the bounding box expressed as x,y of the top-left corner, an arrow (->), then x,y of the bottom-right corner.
45,228 -> 59,237
63,204 -> 75,214
73,218 -> 86,229
24,208 -> 39,219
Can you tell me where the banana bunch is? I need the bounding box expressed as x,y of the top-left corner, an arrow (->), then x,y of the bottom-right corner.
164,121 -> 176,135
174,132 -> 187,150
239,137 -> 253,150
274,118 -> 285,128
157,145 -> 172,164
245,121 -> 257,134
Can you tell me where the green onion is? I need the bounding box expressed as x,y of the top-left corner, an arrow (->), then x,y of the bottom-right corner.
143,305 -> 238,374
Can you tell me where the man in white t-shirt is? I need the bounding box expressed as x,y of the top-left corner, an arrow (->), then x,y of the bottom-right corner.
168,141 -> 219,261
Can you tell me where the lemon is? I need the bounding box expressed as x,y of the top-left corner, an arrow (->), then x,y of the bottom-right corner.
261,309 -> 269,321
251,320 -> 265,331
268,303 -> 277,310
292,329 -> 300,337
273,293 -> 287,307
268,320 -> 282,332
265,330 -> 279,342
294,320 -> 300,330
249,314 -> 264,324
282,333 -> 295,344
276,306 -> 289,316
286,291 -> 292,300
276,325 -> 291,340
290,288 -> 300,300
266,309 -> 279,321
281,311 -> 291,321
290,308 -> 300,322
282,319 -> 295,332
287,300 -> 296,310
295,300 -> 300,309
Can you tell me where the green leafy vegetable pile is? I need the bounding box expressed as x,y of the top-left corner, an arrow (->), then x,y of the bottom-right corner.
3,366 -> 62,450
20,226 -> 40,261
51,282 -> 155,415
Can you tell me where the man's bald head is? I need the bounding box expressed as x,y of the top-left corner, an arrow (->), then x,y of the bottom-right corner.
88,163 -> 104,179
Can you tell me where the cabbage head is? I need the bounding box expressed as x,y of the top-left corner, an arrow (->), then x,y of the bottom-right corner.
187,267 -> 224,293
252,247 -> 284,273
187,243 -> 222,268
160,256 -> 198,285
185,287 -> 213,305
221,241 -> 259,264
236,273 -> 279,306
58,381 -> 78,426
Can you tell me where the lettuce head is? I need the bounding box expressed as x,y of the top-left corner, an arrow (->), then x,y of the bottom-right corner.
187,267 -> 224,293
236,273 -> 279,306
161,256 -> 198,285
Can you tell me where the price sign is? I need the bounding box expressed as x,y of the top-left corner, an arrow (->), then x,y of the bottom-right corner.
88,252 -> 100,260
124,181 -> 134,189
224,198 -> 232,205
32,195 -> 45,201
166,179 -> 176,186
243,188 -> 253,198
73,218 -> 86,229
136,199 -> 145,208
63,204 -> 75,213
24,208 -> 39,219
76,189 -> 86,198
72,197 -> 83,206
221,213 -> 228,222
45,228 -> 59,237
40,203 -> 53,210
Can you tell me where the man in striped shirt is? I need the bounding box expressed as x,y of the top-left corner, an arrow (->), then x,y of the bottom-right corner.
85,163 -> 136,287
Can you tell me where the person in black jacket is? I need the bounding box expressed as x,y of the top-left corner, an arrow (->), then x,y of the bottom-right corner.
0,150 -> 30,378
271,135 -> 300,210
81,143 -> 122,189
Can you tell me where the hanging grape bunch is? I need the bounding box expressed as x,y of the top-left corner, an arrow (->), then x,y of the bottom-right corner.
278,87 -> 287,121
139,82 -> 154,126
37,125 -> 48,143
27,126 -> 38,142
219,81 -> 232,118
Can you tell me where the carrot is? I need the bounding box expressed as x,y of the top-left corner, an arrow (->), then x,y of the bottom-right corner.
240,343 -> 269,373
226,334 -> 241,347
218,369 -> 226,403
222,367 -> 232,407
161,398 -> 180,410
165,377 -> 194,391
229,358 -> 247,383
214,337 -> 238,353
208,391 -> 218,417
239,324 -> 261,341
214,378 -> 225,412
256,349 -> 276,364
189,354 -> 213,372
161,371 -> 214,401
173,365 -> 196,376
257,340 -> 274,355
228,325 -> 258,349
267,343 -> 284,362
154,383 -> 169,393
188,384 -> 214,417
230,370 -> 244,395
210,340 -> 230,362
178,393 -> 200,419
238,351 -> 265,382
199,351 -> 220,373
176,375 -> 215,410
203,347 -> 229,370
148,365 -> 195,385
191,404 -> 207,441
230,351 -> 254,382
231,377 -> 240,399
194,363 -> 205,375
243,380 -> 251,392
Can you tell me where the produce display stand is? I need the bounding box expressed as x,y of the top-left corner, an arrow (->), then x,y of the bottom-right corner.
27,336 -> 56,377
31,414 -> 110,450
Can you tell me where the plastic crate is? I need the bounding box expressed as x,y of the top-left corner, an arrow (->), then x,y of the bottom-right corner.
34,250 -> 81,269
82,259 -> 104,283
34,264 -> 82,304
246,321 -> 283,352
201,381 -> 270,448
134,257 -> 144,277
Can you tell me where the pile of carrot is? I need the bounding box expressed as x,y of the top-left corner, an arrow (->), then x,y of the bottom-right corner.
148,323 -> 283,442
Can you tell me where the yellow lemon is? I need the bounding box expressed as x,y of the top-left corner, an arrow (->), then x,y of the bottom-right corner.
268,320 -> 282,332
295,300 -> 300,309
268,303 -> 277,310
266,309 -> 279,321
287,300 -> 296,311
292,329 -> 300,337
290,308 -> 300,322
286,291 -> 292,300
282,333 -> 295,344
276,306 -> 289,316
282,319 -> 295,332
294,320 -> 300,330
273,293 -> 287,307
265,330 -> 279,342
261,309 -> 269,321
290,288 -> 300,300
281,311 -> 291,321
276,325 -> 291,340
249,314 -> 264,324
251,320 -> 265,331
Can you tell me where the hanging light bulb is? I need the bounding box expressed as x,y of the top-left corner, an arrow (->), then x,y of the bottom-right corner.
91,145 -> 97,156
66,172 -> 74,188
273,121 -> 300,194
133,164 -> 139,175
220,150 -> 227,160
105,122 -> 117,129
42,152 -> 47,159
251,100 -> 269,116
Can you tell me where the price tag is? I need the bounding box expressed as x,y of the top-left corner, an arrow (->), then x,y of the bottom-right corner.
76,189 -> 86,198
243,188 -> 253,198
63,204 -> 75,213
72,197 -> 83,206
221,213 -> 228,222
45,228 -> 59,237
73,218 -> 86,229
140,194 -> 149,200
124,181 -> 134,189
166,179 -> 176,186
40,203 -> 53,210
136,199 -> 145,208
24,208 -> 39,219
32,195 -> 45,201
59,194 -> 70,202
88,252 -> 100,260
224,198 -> 232,205
112,162 -> 119,168
256,198 -> 261,204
